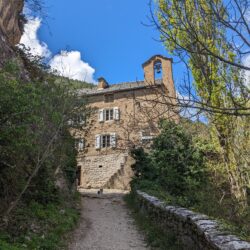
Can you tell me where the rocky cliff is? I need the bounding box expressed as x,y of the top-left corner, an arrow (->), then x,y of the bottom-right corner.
0,0 -> 24,66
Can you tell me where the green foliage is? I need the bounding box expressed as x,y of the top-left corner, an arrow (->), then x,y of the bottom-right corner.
0,58 -> 89,247
156,0 -> 250,208
0,198 -> 80,250
131,120 -> 207,206
130,118 -> 250,240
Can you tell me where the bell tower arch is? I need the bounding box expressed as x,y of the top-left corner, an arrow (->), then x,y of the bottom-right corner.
142,55 -> 176,98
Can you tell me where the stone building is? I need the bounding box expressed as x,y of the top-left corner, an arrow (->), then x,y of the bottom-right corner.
73,55 -> 178,190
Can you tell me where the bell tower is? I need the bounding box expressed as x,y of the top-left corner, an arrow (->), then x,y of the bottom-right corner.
142,55 -> 176,98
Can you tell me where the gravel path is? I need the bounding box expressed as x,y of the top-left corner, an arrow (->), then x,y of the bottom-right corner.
69,192 -> 149,250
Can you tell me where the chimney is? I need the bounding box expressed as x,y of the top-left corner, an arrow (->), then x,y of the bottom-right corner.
97,77 -> 109,90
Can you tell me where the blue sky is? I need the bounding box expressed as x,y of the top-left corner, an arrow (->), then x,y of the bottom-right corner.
39,0 -> 167,83
21,0 -> 186,86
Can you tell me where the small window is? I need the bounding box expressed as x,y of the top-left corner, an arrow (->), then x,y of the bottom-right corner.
99,108 -> 120,122
101,135 -> 111,148
76,114 -> 86,125
104,94 -> 114,103
75,138 -> 85,151
140,131 -> 154,143
96,134 -> 116,149
105,109 -> 114,121
68,114 -> 86,126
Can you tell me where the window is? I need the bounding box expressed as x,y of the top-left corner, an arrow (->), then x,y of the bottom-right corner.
99,108 -> 120,122
75,138 -> 85,151
140,131 -> 154,143
95,133 -> 116,149
102,135 -> 111,148
75,114 -> 86,125
105,109 -> 114,121
68,114 -> 86,126
104,94 -> 114,103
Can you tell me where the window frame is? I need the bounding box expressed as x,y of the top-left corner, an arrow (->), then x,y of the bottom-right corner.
104,109 -> 114,121
95,133 -> 117,149
101,134 -> 111,148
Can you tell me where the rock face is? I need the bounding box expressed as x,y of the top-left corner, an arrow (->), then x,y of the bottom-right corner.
0,0 -> 24,65
136,191 -> 250,250
0,0 -> 24,45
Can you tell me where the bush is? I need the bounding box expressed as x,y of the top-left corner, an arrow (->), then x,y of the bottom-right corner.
131,120 -> 208,207
0,59 -> 87,247
130,119 -> 250,241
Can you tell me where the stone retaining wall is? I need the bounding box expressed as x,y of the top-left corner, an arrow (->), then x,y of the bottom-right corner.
136,190 -> 250,250
79,153 -> 134,189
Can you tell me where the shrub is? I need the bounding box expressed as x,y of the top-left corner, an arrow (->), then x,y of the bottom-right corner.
131,120 -> 208,206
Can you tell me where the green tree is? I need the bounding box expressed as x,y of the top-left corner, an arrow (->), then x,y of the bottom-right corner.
0,60 -> 89,225
155,0 -> 250,208
131,120 -> 208,206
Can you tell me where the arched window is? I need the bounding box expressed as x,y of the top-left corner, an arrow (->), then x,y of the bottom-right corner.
154,60 -> 162,80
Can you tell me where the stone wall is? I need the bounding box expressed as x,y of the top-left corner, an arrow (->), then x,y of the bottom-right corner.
136,190 -> 250,250
78,153 -> 133,189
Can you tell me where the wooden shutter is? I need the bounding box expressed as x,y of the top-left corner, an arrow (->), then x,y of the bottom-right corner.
110,133 -> 117,148
95,135 -> 101,149
113,107 -> 120,120
99,109 -> 104,122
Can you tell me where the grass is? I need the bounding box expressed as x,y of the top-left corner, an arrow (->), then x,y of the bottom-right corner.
124,193 -> 183,250
0,194 -> 81,250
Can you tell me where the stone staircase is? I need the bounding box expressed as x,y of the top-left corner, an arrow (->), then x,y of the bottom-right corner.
104,154 -> 134,190
79,152 -> 135,190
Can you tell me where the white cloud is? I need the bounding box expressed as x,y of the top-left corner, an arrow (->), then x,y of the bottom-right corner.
49,51 -> 96,83
19,17 -> 51,58
19,17 -> 96,83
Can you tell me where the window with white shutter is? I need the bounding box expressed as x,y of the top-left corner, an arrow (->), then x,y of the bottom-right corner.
95,135 -> 101,149
75,138 -> 85,151
113,107 -> 120,120
99,109 -> 104,122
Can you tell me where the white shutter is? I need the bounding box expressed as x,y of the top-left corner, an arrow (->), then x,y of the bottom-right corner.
99,109 -> 104,122
110,133 -> 117,148
78,139 -> 84,151
67,119 -> 73,126
113,107 -> 120,120
95,135 -> 101,149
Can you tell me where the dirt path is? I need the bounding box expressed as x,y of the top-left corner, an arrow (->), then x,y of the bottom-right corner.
69,191 -> 149,250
